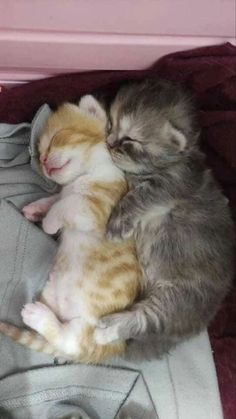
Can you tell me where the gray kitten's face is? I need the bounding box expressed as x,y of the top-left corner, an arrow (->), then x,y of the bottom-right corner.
107,79 -> 198,174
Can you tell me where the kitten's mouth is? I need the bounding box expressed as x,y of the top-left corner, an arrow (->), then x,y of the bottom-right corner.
45,160 -> 70,176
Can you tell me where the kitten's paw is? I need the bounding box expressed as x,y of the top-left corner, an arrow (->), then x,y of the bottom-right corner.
42,215 -> 61,235
22,203 -> 45,222
94,312 -> 135,344
107,212 -> 134,242
94,327 -> 120,345
22,197 -> 56,222
21,302 -> 56,333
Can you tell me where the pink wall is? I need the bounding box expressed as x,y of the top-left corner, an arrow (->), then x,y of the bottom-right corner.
0,0 -> 235,84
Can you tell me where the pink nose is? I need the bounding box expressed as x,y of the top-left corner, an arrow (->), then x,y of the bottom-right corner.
107,141 -> 117,149
107,133 -> 119,150
107,138 -> 121,149
40,155 -> 47,164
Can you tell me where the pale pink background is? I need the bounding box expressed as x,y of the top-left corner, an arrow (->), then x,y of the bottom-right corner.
0,0 -> 235,84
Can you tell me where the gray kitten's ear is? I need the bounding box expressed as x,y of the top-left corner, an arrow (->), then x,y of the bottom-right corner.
164,121 -> 187,151
79,95 -> 107,124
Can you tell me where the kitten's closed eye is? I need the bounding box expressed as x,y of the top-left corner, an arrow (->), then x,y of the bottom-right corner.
120,136 -> 134,144
108,136 -> 135,150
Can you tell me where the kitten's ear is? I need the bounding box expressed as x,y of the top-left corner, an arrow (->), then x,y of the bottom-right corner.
79,95 -> 107,124
164,121 -> 187,151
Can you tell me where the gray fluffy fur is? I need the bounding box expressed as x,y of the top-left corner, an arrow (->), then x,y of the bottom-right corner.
101,78 -> 235,359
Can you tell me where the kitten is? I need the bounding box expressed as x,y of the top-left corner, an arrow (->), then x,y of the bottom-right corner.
0,95 -> 140,363
94,78 -> 235,359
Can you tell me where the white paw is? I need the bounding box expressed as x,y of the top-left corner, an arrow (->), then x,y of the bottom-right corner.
42,216 -> 60,235
94,325 -> 120,345
21,302 -> 55,333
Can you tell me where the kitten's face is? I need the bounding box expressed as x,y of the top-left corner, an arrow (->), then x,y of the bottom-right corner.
107,79 -> 198,175
38,97 -> 107,185
39,127 -> 90,185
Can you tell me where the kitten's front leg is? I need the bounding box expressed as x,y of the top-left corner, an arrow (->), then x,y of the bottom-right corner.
107,199 -> 135,241
42,201 -> 63,235
42,195 -> 97,234
22,195 -> 59,222
107,181 -> 159,241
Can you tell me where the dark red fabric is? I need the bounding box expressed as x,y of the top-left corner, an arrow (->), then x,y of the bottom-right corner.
0,43 -> 235,419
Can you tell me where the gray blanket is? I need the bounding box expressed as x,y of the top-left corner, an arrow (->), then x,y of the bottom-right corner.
0,105 -> 222,419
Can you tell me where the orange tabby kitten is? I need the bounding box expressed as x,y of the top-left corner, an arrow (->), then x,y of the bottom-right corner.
0,96 -> 140,363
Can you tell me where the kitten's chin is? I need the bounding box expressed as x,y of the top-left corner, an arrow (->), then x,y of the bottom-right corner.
50,167 -> 85,185
42,167 -> 68,185
49,171 -> 72,185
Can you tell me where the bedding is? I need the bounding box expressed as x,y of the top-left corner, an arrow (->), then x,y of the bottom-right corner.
0,42 -> 235,418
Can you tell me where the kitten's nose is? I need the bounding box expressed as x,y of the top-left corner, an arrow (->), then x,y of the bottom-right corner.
107,142 -> 117,149
40,155 -> 47,164
107,134 -> 119,149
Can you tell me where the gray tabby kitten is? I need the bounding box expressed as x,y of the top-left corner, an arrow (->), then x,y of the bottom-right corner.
94,78 -> 235,359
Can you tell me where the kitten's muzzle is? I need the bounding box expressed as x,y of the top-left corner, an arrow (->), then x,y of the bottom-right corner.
40,154 -> 47,164
43,159 -> 70,176
107,134 -> 121,150
107,142 -> 118,150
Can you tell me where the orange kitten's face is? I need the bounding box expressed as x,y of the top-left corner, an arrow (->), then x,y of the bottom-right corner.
39,127 -> 100,185
38,98 -> 107,185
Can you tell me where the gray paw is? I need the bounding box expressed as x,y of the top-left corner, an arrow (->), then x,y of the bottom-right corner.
106,206 -> 134,241
95,311 -> 138,344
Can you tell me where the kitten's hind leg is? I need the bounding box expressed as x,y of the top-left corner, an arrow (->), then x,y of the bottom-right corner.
22,302 -> 83,358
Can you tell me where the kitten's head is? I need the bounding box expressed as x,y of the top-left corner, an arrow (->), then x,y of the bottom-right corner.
38,96 -> 107,184
107,78 -> 199,175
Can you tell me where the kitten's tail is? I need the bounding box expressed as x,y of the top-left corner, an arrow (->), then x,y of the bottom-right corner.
0,321 -> 62,358
0,321 -> 126,364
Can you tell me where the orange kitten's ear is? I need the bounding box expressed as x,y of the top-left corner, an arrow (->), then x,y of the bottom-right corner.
79,95 -> 107,125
